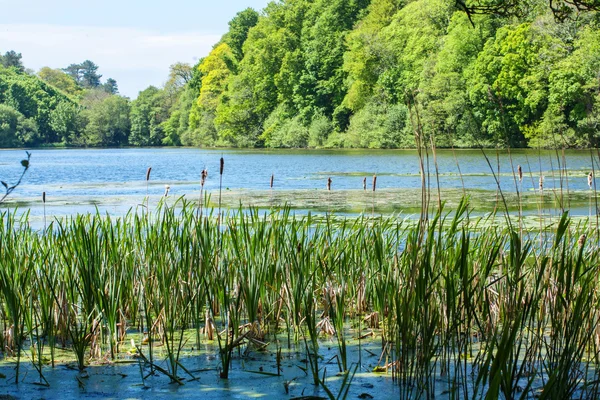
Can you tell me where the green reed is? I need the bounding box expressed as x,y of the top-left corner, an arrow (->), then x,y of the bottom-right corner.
0,199 -> 599,397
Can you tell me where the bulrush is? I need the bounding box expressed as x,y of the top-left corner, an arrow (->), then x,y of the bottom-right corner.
578,234 -> 586,247
201,169 -> 208,187
164,185 -> 170,197
588,172 -> 593,189
539,176 -> 544,191
372,175 -> 377,192
42,191 -> 47,231
218,157 -> 224,225
198,169 -> 208,219
363,177 -> 366,191
517,165 -> 523,182
270,173 -> 274,188
145,167 -> 152,213
327,177 -> 332,191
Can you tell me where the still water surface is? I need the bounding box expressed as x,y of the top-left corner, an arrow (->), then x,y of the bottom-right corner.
0,148 -> 598,216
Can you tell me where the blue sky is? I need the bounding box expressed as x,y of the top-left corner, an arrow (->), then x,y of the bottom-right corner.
0,0 -> 272,98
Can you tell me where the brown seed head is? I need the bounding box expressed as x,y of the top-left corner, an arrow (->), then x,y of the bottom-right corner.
362,177 -> 366,191
578,234 -> 586,248
201,169 -> 208,187
270,173 -> 274,188
372,175 -> 377,192
146,167 -> 152,181
588,172 -> 593,189
539,176 -> 543,191
42,191 -> 46,203
517,165 -> 522,182
327,177 -> 332,191
220,157 -> 224,175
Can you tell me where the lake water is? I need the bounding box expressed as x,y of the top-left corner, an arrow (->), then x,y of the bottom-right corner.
0,148 -> 598,218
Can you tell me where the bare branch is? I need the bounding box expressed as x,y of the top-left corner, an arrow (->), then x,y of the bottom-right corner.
0,151 -> 31,205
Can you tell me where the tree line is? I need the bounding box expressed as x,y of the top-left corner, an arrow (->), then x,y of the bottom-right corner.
1,0 -> 599,149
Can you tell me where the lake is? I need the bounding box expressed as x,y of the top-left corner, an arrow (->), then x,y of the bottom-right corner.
0,147 -> 598,219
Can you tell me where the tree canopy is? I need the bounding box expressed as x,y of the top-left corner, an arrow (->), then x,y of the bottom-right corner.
1,1 -> 599,149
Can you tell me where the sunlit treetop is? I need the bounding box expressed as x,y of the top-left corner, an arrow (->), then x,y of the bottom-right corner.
456,0 -> 600,23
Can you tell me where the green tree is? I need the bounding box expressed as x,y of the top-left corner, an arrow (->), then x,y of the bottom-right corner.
168,60 -> 203,146
0,66 -> 77,143
343,0 -> 403,112
49,101 -> 83,144
467,22 -> 566,146
0,51 -> 25,73
130,86 -> 169,146
0,104 -> 39,147
222,8 -> 260,60
103,78 -> 119,94
540,25 -> 600,147
80,60 -> 102,88
418,12 -> 500,146
82,95 -> 130,146
38,67 -> 82,96
188,43 -> 238,145
63,60 -> 102,88
215,0 -> 306,145
300,0 -> 370,118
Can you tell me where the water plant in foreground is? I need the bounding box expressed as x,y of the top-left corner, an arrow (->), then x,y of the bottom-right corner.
0,200 -> 599,398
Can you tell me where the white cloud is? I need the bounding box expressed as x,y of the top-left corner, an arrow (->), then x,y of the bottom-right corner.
0,24 -> 220,97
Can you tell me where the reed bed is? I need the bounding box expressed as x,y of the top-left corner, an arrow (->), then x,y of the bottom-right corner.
0,199 -> 599,398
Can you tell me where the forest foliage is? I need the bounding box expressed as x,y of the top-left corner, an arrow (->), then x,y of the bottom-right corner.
1,0 -> 599,148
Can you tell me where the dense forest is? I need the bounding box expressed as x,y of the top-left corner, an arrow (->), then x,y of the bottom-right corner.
1,0 -> 599,149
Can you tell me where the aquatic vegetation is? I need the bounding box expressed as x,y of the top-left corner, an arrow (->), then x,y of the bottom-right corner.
0,198 -> 599,397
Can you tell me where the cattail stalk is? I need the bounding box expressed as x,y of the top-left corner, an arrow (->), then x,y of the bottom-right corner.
372,175 -> 377,216
145,167 -> 152,215
218,157 -> 224,227
42,191 -> 46,232
588,171 -> 594,222
198,169 -> 208,220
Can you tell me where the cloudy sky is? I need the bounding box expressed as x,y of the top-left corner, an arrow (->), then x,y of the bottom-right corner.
0,0 -> 271,98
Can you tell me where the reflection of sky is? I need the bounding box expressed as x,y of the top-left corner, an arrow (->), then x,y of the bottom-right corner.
0,148 -> 598,199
